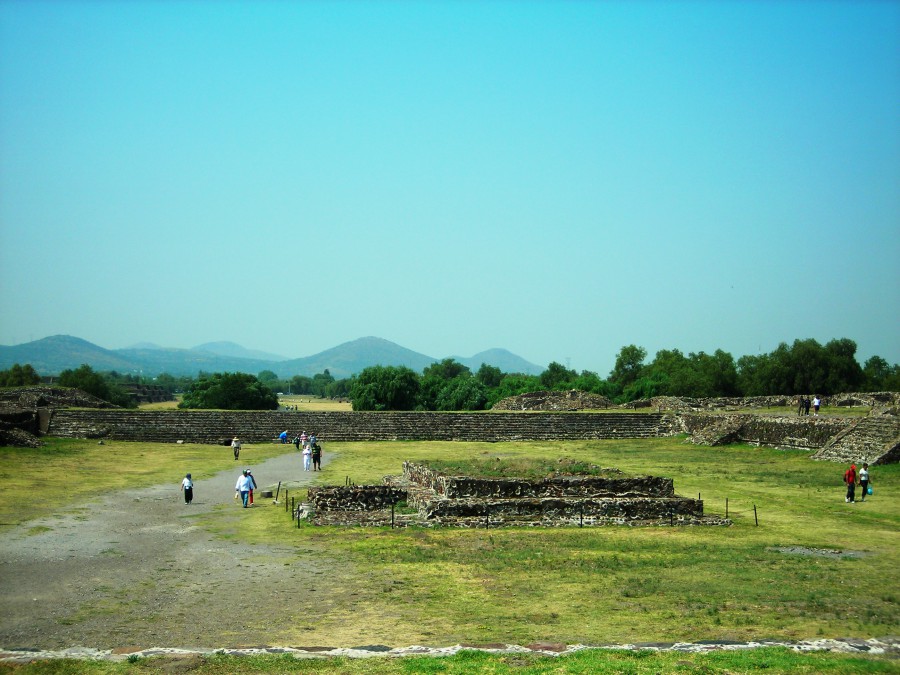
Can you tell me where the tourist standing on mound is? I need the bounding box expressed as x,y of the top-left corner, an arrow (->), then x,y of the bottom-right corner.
236,470 -> 253,507
844,463 -> 857,503
181,473 -> 194,504
231,436 -> 241,460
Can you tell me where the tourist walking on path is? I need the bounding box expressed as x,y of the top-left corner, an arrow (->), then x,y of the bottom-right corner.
231,437 -> 241,460
798,397 -> 805,416
247,470 -> 257,505
235,470 -> 253,507
844,464 -> 858,503
804,397 -> 811,415
312,440 -> 322,471
181,473 -> 194,504
813,396 -> 821,416
858,463 -> 870,501
302,443 -> 312,471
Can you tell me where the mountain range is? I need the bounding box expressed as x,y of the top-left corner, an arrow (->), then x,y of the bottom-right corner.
0,335 -> 544,379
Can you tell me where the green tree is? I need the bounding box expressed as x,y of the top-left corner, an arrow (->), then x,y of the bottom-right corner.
0,363 -> 41,387
475,363 -> 503,388
540,361 -> 577,390
350,365 -> 421,411
58,364 -> 135,407
435,377 -> 488,410
179,372 -> 278,410
609,345 -> 647,388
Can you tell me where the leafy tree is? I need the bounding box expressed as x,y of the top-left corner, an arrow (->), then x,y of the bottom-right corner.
485,373 -> 542,408
434,377 -> 488,411
257,370 -> 279,384
475,363 -> 503,388
0,363 -> 41,387
539,361 -> 577,390
423,359 -> 470,381
862,356 -> 900,391
350,365 -> 420,411
179,372 -> 278,410
609,345 -> 646,388
58,364 -> 135,407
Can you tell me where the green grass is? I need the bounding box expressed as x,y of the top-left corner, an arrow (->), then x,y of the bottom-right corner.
418,456 -> 627,479
0,438 -> 287,531
1,435 -> 898,672
0,646 -> 896,673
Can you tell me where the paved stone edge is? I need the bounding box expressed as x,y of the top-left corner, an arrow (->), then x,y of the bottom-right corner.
1,637 -> 897,663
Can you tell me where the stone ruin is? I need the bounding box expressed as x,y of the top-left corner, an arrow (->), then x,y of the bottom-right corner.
492,389 -> 613,411
303,461 -> 729,528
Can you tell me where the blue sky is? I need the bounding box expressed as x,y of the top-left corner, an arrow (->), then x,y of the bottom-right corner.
1,0 -> 898,375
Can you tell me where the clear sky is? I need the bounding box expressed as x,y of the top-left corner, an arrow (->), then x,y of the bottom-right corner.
1,0 -> 898,375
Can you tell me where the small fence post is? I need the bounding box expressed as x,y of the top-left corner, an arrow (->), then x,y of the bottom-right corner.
391,503 -> 395,529
754,504 -> 758,526
579,502 -> 583,528
725,497 -> 729,519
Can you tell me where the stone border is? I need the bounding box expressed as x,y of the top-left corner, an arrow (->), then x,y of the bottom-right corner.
1,637 -> 896,663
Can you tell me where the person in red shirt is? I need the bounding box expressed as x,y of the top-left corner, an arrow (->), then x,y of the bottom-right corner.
843,464 -> 857,503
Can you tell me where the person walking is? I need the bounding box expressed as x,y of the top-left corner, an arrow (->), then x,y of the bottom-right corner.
798,396 -> 805,416
235,470 -> 253,508
813,396 -> 821,416
858,463 -> 870,502
804,397 -> 811,416
247,470 -> 258,505
843,463 -> 858,503
302,442 -> 312,471
181,473 -> 194,504
311,440 -> 322,471
231,436 -> 241,461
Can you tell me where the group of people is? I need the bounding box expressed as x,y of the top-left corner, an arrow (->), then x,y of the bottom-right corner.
292,431 -> 322,471
843,462 -> 871,503
235,468 -> 258,507
797,396 -> 821,416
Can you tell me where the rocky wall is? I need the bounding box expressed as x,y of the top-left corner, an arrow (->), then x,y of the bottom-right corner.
307,485 -> 407,512
679,414 -> 851,449
402,462 -> 674,499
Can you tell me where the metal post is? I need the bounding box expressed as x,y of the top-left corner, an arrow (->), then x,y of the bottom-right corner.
754,504 -> 758,526
726,497 -> 729,518
391,503 -> 395,529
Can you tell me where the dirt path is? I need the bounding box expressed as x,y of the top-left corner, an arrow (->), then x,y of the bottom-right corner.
0,452 -> 330,651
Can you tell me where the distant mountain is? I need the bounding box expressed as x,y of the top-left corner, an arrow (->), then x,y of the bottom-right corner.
280,336 -> 439,379
0,335 -> 543,379
192,341 -> 286,362
455,348 -> 544,376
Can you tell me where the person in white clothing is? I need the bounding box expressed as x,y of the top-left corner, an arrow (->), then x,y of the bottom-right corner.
181,473 -> 193,504
235,470 -> 253,507
302,443 -> 312,471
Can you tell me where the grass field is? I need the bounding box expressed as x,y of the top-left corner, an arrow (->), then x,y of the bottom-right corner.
1,435 -> 897,673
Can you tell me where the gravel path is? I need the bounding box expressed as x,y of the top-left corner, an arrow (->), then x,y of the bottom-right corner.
0,451 -> 327,651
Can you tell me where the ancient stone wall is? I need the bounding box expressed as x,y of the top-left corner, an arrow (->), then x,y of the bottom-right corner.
46,410 -> 674,444
307,485 -> 407,512
678,414 -> 850,449
402,461 -> 674,500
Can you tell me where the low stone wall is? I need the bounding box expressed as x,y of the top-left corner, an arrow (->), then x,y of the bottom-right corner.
308,485 -> 406,512
679,414 -> 851,449
46,410 -> 673,444
402,462 -> 674,499
422,497 -> 703,521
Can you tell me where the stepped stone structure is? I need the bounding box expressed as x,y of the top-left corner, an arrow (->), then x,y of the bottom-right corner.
0,386 -> 896,463
305,462 -> 726,528
812,414 -> 900,464
45,409 -> 675,444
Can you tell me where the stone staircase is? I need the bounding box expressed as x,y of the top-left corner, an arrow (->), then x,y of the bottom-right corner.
307,462 -> 725,528
812,415 -> 900,465
46,410 -> 674,444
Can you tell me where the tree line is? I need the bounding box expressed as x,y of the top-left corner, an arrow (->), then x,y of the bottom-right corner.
1,337 -> 897,410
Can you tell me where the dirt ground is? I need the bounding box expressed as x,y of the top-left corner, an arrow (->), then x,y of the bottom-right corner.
0,453 -> 335,651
